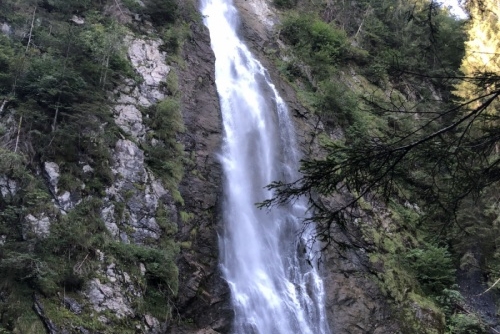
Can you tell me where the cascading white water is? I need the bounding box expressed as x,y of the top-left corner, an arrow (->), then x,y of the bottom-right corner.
201,1 -> 331,333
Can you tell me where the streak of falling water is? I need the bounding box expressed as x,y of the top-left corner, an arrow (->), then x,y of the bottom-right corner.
200,0 -> 331,333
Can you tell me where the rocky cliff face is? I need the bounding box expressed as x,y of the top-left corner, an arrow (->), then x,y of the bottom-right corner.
0,3 -> 227,331
170,19 -> 232,334
96,16 -> 230,334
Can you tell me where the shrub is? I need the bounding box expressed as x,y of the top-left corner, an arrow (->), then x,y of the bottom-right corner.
108,242 -> 179,296
280,14 -> 348,78
447,314 -> 487,334
314,80 -> 359,127
143,0 -> 178,26
143,98 -> 185,190
274,0 -> 296,9
0,35 -> 14,96
405,244 -> 456,294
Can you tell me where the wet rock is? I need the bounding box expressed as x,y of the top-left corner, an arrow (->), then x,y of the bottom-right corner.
112,139 -> 146,184
234,0 -> 277,40
42,162 -> 79,212
457,250 -> 500,332
322,246 -> 400,333
101,204 -> 119,238
144,314 -> 160,331
195,328 -> 220,334
82,165 -> 94,173
167,20 -> 232,334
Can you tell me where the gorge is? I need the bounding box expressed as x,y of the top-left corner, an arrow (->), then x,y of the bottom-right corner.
0,0 -> 499,333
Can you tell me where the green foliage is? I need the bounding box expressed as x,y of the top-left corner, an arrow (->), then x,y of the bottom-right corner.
314,80 -> 360,127
39,0 -> 92,14
0,251 -> 47,282
0,5 -> 128,196
273,0 -> 296,9
19,55 -> 87,110
272,1 -> 497,333
405,244 -> 456,294
156,202 -> 177,235
160,24 -> 191,57
447,314 -> 487,334
179,210 -> 193,223
143,96 -> 185,190
143,0 -> 178,26
43,296 -> 143,333
449,191 -> 500,278
280,13 -> 348,78
0,0 -> 185,329
435,288 -> 464,317
165,70 -> 180,96
122,0 -> 143,12
79,20 -> 132,89
0,284 -> 45,333
44,198 -> 107,255
0,149 -> 27,177
0,35 -> 15,96
108,242 -> 179,298
35,198 -> 107,294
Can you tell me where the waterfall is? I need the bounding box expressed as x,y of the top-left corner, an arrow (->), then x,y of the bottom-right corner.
200,1 -> 331,333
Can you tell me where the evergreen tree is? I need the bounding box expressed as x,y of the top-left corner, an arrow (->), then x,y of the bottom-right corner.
265,0 -> 500,237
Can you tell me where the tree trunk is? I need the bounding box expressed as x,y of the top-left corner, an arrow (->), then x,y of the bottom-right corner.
14,116 -> 22,153
101,54 -> 110,89
0,100 -> 7,114
25,7 -> 37,54
51,106 -> 59,132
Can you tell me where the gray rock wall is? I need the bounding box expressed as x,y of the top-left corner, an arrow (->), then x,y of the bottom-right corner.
170,20 -> 232,334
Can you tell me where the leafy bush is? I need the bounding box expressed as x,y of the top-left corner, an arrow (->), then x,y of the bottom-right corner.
32,198 -> 106,293
274,0 -> 296,9
160,24 -> 191,56
108,242 -> 179,298
122,0 -> 143,12
0,35 -> 15,96
143,0 -> 178,26
435,288 -> 463,316
143,97 -> 185,190
405,244 -> 456,294
39,0 -> 92,13
280,14 -> 348,78
314,80 -> 359,127
447,314 -> 487,334
45,198 -> 108,254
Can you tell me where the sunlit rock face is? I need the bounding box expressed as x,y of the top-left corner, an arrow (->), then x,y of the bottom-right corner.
113,38 -> 170,141
102,139 -> 167,244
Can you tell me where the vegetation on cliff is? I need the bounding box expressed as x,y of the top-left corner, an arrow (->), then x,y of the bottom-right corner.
268,0 -> 500,332
0,0 -> 200,332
